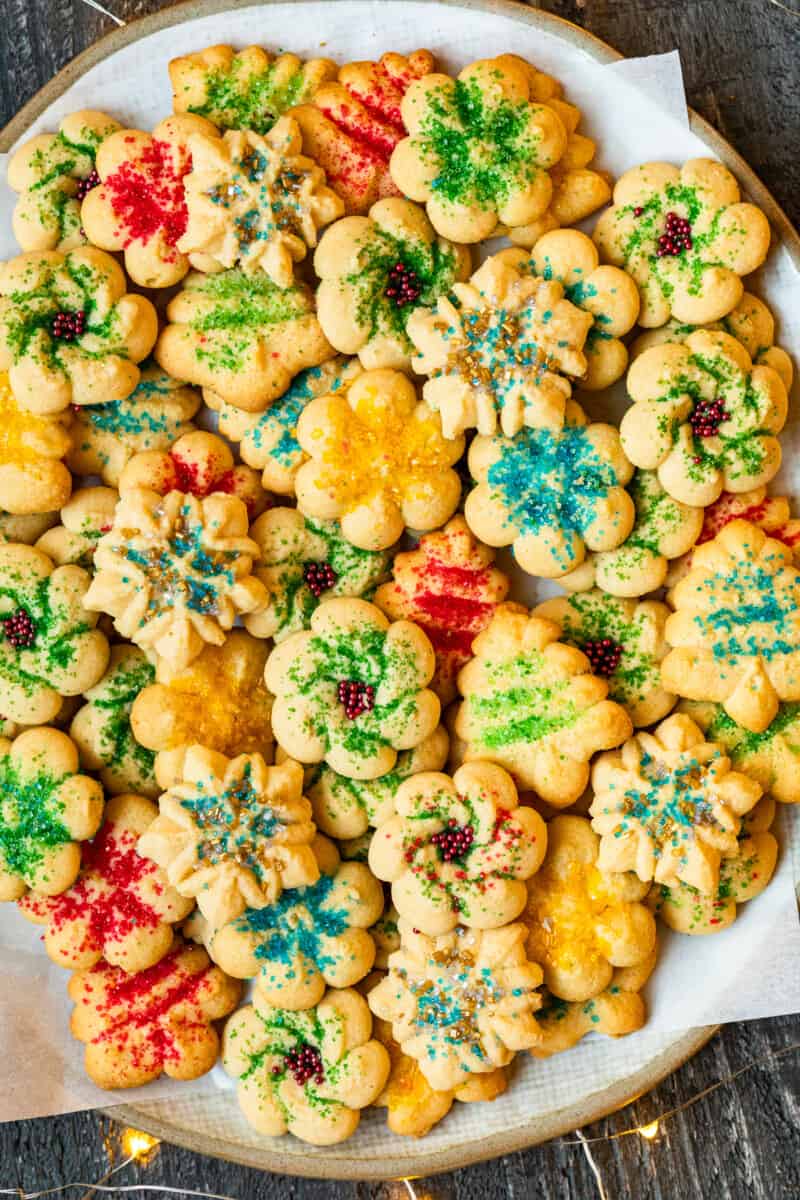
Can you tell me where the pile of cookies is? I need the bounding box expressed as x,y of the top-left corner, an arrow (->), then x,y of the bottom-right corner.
0,44 -> 793,1146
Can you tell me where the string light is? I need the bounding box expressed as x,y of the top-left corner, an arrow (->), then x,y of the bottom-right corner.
75,0 -> 126,26
638,1120 -> 660,1140
120,1130 -> 160,1164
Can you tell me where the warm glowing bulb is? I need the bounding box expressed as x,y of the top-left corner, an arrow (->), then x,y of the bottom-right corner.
121,1129 -> 160,1161
638,1121 -> 659,1140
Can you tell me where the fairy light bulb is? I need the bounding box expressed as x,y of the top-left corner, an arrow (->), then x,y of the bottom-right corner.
638,1120 -> 660,1140
121,1128 -> 160,1162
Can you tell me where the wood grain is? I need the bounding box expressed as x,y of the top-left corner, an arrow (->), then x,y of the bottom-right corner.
1,1 -> 799,1196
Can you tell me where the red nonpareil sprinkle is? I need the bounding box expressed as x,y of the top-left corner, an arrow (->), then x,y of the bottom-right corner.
582,637 -> 623,678
385,261 -> 422,306
75,169 -> 100,201
282,1043 -> 324,1086
303,561 -> 338,598
337,680 -> 375,719
104,139 -> 189,249
51,310 -> 86,341
656,211 -> 693,257
633,206 -> 644,217
689,398 -> 729,439
2,608 -> 36,648
431,820 -> 475,863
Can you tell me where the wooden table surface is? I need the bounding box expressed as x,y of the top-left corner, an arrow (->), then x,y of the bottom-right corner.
1,1 -> 799,1196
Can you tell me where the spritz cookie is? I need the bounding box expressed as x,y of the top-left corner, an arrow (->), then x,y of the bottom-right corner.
455,604 -> 632,804
0,371 -> 72,516
0,248 -> 157,414
35,486 -> 118,570
593,158 -> 771,327
531,956 -> 656,1058
679,699 -> 800,806
266,597 -> 440,781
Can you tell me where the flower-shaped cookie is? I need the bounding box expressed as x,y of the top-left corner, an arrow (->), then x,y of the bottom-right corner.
368,922 -> 543,1090
201,838 -> 384,1007
0,727 -> 103,900
292,50 -> 435,214
8,110 -> 122,251
523,815 -> 656,1003
559,470 -> 704,598
0,247 -> 158,414
622,330 -> 787,507
391,55 -> 568,242
534,592 -> 674,727
35,486 -> 118,570
307,726 -> 450,840
223,985 -> 390,1144
266,597 -> 440,781
68,937 -> 241,1089
455,605 -> 633,804
662,519 -> 800,733
531,964 -> 654,1058
66,363 -> 201,487
84,488 -> 267,672
0,371 -> 72,515
118,429 -> 268,519
593,158 -> 771,327
590,713 -> 762,893
179,119 -> 343,286
69,645 -> 157,797
245,509 -> 390,643
0,543 -> 109,724
155,268 -> 332,413
170,44 -> 336,132
18,793 -> 192,971
294,369 -> 463,551
679,699 -> 800,806
80,114 -> 220,288
369,761 -> 547,934
374,517 -> 510,705
137,749 -> 318,928
465,401 -> 634,578
315,198 -> 470,371
408,252 -> 593,439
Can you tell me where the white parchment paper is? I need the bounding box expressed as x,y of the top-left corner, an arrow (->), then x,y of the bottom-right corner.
0,4 -> 798,1132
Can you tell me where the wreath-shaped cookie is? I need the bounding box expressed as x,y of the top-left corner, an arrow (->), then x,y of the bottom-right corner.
662,519 -> 800,733
315,198 -> 470,371
465,401 -> 635,579
18,793 -> 192,971
391,55 -> 568,243
0,371 -> 72,516
0,248 -> 158,414
621,330 -> 787,507
223,986 -> 390,1144
0,542 -> 109,725
407,252 -> 593,439
35,486 -> 118,570
455,605 -> 633,804
590,713 -> 762,893
294,368 -> 463,551
593,158 -> 771,327
245,508 -> 390,643
369,761 -> 547,934
0,727 -> 103,901
266,597 -> 440,780
84,488 -> 267,672
368,921 -> 543,1090
679,699 -> 800,806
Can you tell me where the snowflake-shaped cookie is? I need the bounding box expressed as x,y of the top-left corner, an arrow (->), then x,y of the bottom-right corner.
0,542 -> 109,724
0,247 -> 158,414
35,486 -> 118,570
315,197 -> 470,371
137,749 -> 318,929
534,591 -> 674,727
245,508 -> 390,642
662,519 -> 800,733
679,699 -> 800,806
391,54 -> 568,243
465,400 -> 634,578
0,727 -> 103,900
18,793 -> 192,971
369,761 -> 547,934
294,368 -> 463,551
0,371 -> 71,516
369,921 -> 543,1090
455,605 -> 632,804
622,330 -> 787,507
68,937 -> 241,1089
130,631 -> 273,790
84,488 -> 266,672
408,252 -> 592,439
266,597 -> 440,780
593,158 -> 771,327
590,713 -> 762,893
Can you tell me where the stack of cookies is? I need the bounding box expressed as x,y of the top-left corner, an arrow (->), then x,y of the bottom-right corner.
0,43 -> 792,1145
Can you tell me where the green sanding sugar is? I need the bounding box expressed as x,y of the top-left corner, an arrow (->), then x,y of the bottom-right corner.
0,751 -> 71,882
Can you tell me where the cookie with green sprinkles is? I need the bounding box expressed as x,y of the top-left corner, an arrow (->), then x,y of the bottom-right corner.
531,967 -> 654,1058
622,329 -> 787,508
593,158 -> 771,327
7,110 -> 122,253
0,725 -> 104,900
265,596 -> 441,781
0,541 -> 110,725
222,985 -> 390,1144
35,487 -> 118,571
69,644 -> 157,797
679,699 -> 800,806
534,591 -> 675,727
